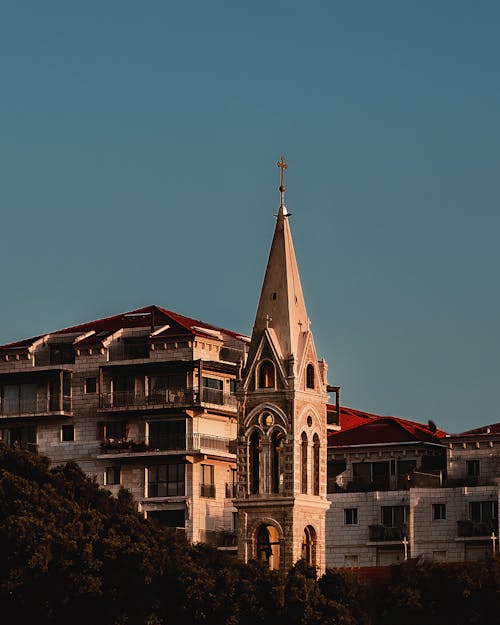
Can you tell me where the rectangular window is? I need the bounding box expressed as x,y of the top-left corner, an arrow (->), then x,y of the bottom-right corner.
344,508 -> 358,525
433,503 -> 447,520
147,463 -> 185,498
467,460 -> 480,477
381,505 -> 409,527
61,424 -> 74,442
105,467 -> 121,486
105,421 -> 127,441
1,384 -> 37,415
85,378 -> 97,394
201,463 -> 215,498
1,426 -> 37,450
469,500 -> 498,522
202,377 -> 223,404
147,420 -> 185,450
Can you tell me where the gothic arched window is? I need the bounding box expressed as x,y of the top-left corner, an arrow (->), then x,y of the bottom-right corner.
249,430 -> 261,494
313,433 -> 320,496
306,364 -> 315,389
258,360 -> 275,389
301,432 -> 308,494
271,430 -> 284,494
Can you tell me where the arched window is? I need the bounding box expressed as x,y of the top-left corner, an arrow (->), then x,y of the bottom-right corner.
258,360 -> 275,388
249,430 -> 261,494
301,525 -> 316,566
301,432 -> 308,494
313,433 -> 320,496
306,364 -> 315,389
271,430 -> 284,494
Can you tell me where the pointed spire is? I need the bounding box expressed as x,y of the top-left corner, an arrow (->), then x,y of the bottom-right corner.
248,157 -> 309,366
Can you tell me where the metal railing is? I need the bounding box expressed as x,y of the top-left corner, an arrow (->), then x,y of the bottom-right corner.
200,483 -> 216,498
457,519 -> 498,537
100,432 -> 234,455
100,389 -> 237,409
369,524 -> 408,541
0,396 -> 71,416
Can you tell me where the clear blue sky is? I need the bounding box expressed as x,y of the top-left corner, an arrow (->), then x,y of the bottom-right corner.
1,1 -> 498,434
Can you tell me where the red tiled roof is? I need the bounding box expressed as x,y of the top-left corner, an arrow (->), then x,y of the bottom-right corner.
328,411 -> 447,447
0,305 -> 248,350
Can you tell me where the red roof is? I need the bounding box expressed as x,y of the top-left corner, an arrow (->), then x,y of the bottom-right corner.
328,411 -> 447,447
453,422 -> 500,436
0,305 -> 248,350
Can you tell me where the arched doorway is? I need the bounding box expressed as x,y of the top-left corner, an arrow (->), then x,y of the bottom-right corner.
301,525 -> 316,566
256,524 -> 281,570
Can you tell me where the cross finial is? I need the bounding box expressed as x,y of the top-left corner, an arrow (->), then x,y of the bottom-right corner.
276,155 -> 288,207
265,313 -> 272,328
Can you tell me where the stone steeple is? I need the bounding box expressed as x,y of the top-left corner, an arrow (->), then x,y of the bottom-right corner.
235,157 -> 330,574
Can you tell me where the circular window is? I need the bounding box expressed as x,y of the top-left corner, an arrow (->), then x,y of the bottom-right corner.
307,415 -> 313,427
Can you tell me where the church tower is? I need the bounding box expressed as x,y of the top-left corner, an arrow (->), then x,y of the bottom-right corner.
235,157 -> 330,573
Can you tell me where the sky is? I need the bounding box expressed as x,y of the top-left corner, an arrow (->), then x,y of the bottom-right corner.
0,1 -> 498,434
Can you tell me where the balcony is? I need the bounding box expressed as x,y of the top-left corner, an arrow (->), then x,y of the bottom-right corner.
457,519 -> 498,537
99,388 -> 237,412
0,395 -> 72,418
98,432 -> 235,457
200,483 -> 216,498
199,529 -> 237,548
369,524 -> 408,542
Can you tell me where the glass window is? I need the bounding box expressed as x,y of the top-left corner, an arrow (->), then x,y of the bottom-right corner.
469,501 -> 498,522
61,424 -> 74,442
147,420 -> 185,450
85,378 -> 97,394
147,463 -> 185,497
467,460 -> 480,477
1,384 -> 37,414
344,508 -> 358,525
105,467 -> 121,486
201,464 -> 215,498
306,364 -> 315,389
105,421 -> 127,441
381,505 -> 409,527
433,503 -> 447,520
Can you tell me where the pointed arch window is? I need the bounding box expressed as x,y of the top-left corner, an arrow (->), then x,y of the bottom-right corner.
258,360 -> 275,389
249,430 -> 261,495
271,430 -> 284,494
313,433 -> 320,496
306,364 -> 315,389
301,432 -> 308,494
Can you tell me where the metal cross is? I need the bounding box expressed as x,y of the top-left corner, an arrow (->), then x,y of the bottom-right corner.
276,155 -> 288,189
265,314 -> 272,328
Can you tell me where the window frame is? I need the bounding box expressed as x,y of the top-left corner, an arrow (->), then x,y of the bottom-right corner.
344,507 -> 359,525
432,503 -> 447,521
61,424 -> 75,442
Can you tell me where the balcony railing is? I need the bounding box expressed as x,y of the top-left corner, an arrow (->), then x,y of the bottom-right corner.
0,396 -> 71,417
99,433 -> 234,455
199,529 -> 237,548
457,519 -> 498,537
100,389 -> 237,410
369,524 -> 408,541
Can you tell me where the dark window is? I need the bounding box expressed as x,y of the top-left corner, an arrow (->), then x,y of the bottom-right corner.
85,378 -> 97,394
306,364 -> 315,389
250,430 -> 261,495
1,384 -> 37,415
258,361 -> 275,388
201,464 -> 215,498
147,463 -> 185,497
467,460 -> 480,477
124,338 -> 149,360
148,509 -> 185,528
61,424 -> 74,442
105,467 -> 121,485
271,430 -> 284,494
1,426 -> 36,450
381,505 -> 409,527
50,344 -> 74,364
301,432 -> 308,494
469,500 -> 498,522
313,433 -> 320,495
433,503 -> 447,520
202,377 -> 223,404
147,420 -> 185,450
105,421 -> 127,441
344,508 -> 358,525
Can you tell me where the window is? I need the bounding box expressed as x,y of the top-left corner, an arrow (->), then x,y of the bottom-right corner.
201,464 -> 215,498
105,421 -> 127,441
433,503 -> 447,520
258,361 -> 275,388
105,467 -> 121,486
467,460 -> 480,477
147,463 -> 185,497
202,377 -> 223,404
381,505 -> 409,527
469,500 -> 498,523
344,555 -> 359,567
230,379 -> 237,395
1,384 -> 37,415
85,378 -> 97,394
1,426 -> 36,450
301,432 -> 308,494
433,550 -> 447,561
61,424 -> 74,442
344,508 -> 358,525
147,420 -> 185,450
271,430 -> 284,494
312,433 -> 320,495
49,344 -> 74,364
306,364 -> 315,389
250,430 -> 261,495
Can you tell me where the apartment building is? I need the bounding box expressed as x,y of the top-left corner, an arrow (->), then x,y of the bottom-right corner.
0,305 -> 248,547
